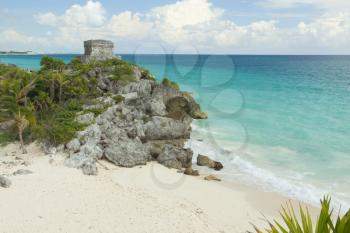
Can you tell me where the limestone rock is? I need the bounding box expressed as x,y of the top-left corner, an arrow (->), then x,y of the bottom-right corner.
104,137 -> 151,167
204,175 -> 221,182
82,162 -> 98,176
120,80 -> 153,97
78,124 -> 101,146
66,138 -> 81,153
0,175 -> 11,188
144,116 -> 192,140
133,67 -> 142,81
146,99 -> 167,116
184,167 -> 199,176
197,154 -> 223,171
63,41 -> 208,174
152,85 -> 207,120
79,144 -> 103,160
13,169 -> 33,176
64,153 -> 97,176
157,144 -> 193,169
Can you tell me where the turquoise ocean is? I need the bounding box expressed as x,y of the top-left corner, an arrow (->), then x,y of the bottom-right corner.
1,54 -> 349,210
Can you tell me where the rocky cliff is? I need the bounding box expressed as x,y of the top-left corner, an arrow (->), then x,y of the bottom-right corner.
63,59 -> 208,175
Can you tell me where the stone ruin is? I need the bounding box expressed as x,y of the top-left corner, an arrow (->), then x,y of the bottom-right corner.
80,40 -> 117,63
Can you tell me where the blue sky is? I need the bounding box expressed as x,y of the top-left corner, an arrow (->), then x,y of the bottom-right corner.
1,0 -> 350,54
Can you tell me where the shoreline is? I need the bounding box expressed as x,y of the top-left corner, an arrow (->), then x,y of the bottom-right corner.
0,142 -> 319,233
187,125 -> 350,214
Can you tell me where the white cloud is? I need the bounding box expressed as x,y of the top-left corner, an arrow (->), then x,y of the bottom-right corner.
1,0 -> 350,53
260,0 -> 350,9
298,12 -> 350,45
108,12 -> 153,39
35,0 -> 106,27
35,12 -> 58,26
0,30 -> 49,52
0,30 -> 46,44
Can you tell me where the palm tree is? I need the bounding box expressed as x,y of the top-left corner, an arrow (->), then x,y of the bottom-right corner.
0,74 -> 37,153
14,111 -> 29,153
53,73 -> 69,103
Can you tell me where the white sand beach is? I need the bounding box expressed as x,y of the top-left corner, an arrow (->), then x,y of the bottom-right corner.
0,143 -> 318,233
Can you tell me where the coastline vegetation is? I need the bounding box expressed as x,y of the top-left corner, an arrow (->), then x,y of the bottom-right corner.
0,56 -> 179,149
252,196 -> 350,233
0,57 -> 118,148
162,77 -> 180,91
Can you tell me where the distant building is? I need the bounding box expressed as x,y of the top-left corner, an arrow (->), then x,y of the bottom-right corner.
80,40 -> 116,63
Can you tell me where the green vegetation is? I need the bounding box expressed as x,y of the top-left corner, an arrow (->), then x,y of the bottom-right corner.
0,55 -> 144,149
140,68 -> 156,81
83,106 -> 109,117
251,196 -> 350,233
71,57 -> 137,86
162,78 -> 180,91
40,56 -> 65,71
33,103 -> 86,145
113,95 -> 125,104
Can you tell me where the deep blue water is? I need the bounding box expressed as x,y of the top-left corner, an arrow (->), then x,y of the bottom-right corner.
1,54 -> 350,209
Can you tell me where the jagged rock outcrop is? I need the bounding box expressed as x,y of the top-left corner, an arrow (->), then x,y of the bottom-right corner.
65,78 -> 205,174
156,144 -> 193,169
64,41 -> 208,175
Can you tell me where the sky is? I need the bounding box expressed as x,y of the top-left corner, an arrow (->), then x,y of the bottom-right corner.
1,0 -> 350,54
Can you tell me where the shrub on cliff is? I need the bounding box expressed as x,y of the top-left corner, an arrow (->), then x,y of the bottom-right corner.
33,103 -> 85,145
162,78 -> 180,91
40,56 -> 65,72
141,68 -> 156,81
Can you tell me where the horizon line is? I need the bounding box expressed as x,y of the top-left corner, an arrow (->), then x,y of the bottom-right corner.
1,53 -> 350,56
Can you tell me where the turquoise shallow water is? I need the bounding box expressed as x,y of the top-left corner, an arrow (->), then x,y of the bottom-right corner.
1,54 -> 350,209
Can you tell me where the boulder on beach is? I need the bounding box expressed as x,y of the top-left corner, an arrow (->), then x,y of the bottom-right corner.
204,175 -> 221,182
13,169 -> 33,176
197,154 -> 224,171
184,167 -> 200,176
0,175 -> 11,188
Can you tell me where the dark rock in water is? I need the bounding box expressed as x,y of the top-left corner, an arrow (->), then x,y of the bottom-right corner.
213,161 -> 224,171
184,167 -> 199,176
13,169 -> 33,176
0,175 -> 11,188
197,154 -> 224,171
157,144 -> 193,169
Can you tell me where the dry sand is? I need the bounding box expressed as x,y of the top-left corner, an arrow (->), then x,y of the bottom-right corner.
0,143 -> 318,233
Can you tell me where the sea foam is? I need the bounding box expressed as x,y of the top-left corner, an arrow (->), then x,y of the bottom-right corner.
186,124 -> 350,214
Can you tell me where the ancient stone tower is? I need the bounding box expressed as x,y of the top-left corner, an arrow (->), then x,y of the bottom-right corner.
80,40 -> 116,63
